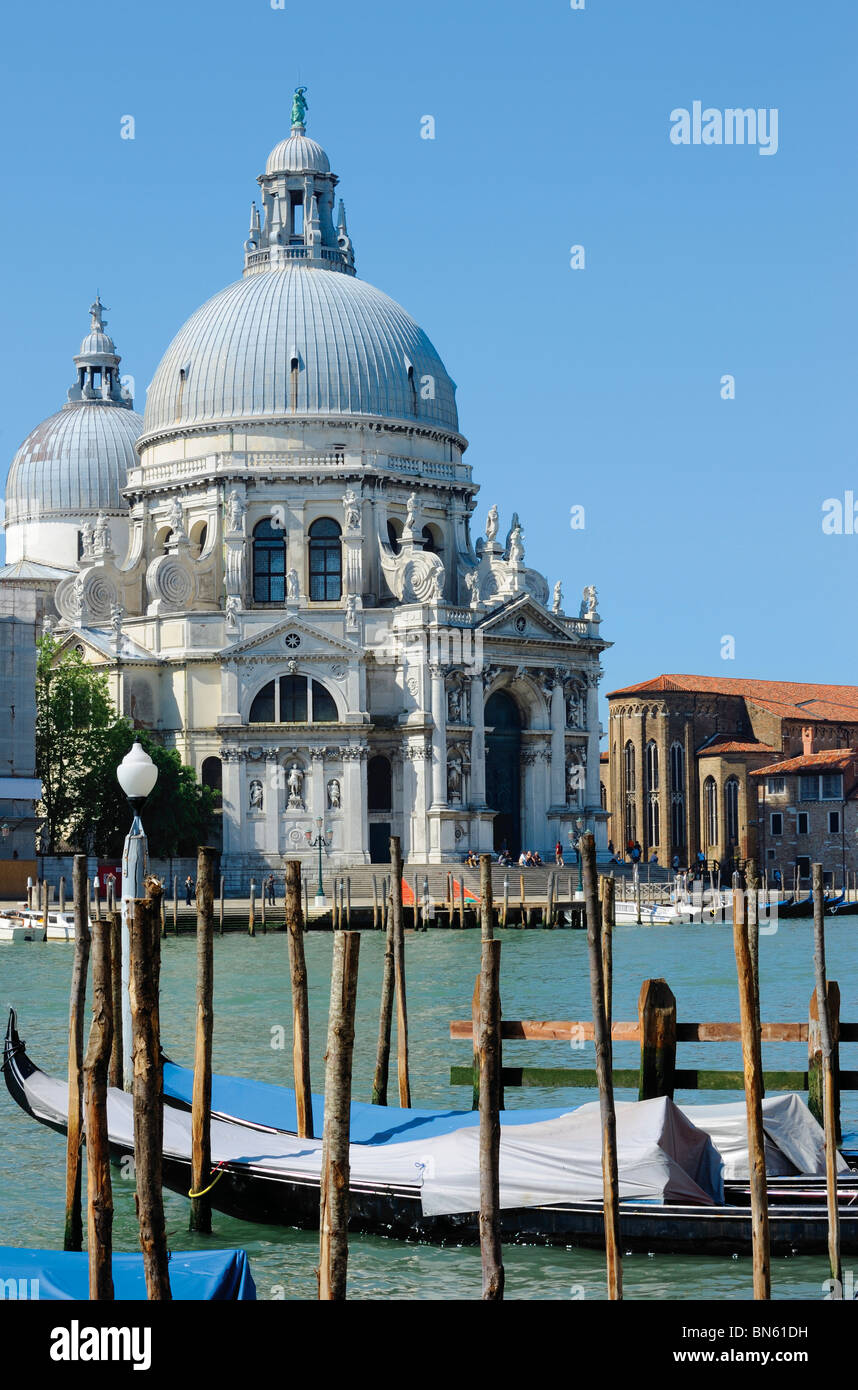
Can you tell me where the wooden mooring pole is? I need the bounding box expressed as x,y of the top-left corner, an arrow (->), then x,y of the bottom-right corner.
372,873 -> 379,930
479,936 -> 504,1300
582,832 -> 622,1300
371,867 -> 395,1106
286,861 -> 313,1137
189,847 -> 215,1234
108,907 -> 123,1090
812,862 -> 842,1295
172,874 -> 178,934
391,837 -> 411,1107
602,876 -> 615,1034
64,854 -> 91,1251
732,879 -> 770,1299
84,912 -> 114,1298
318,930 -> 360,1301
638,979 -> 676,1099
479,854 -> 494,941
248,879 -> 256,937
218,875 -> 225,936
130,878 -> 172,1300
59,874 -> 66,913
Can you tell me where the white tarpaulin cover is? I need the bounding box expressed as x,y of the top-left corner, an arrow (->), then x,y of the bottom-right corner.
20,1069 -> 722,1215
679,1094 -> 849,1180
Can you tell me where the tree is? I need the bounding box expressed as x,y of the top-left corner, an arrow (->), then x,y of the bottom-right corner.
36,636 -> 218,857
36,634 -> 116,852
78,726 -> 218,858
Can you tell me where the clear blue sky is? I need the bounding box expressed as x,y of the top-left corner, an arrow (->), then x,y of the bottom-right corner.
1,0 -> 855,713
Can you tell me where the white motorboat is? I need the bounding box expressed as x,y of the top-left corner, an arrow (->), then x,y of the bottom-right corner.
0,913 -> 46,943
14,907 -> 75,942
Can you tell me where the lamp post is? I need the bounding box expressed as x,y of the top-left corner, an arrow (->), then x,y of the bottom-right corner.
305,818 -> 332,908
117,741 -> 158,1091
569,815 -> 585,899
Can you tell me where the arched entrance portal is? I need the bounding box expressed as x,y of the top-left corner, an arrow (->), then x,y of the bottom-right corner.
484,690 -> 522,854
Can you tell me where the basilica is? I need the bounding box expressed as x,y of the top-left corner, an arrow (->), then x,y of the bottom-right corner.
3,96 -> 609,880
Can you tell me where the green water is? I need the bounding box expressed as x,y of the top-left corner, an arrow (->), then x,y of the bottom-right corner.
1,920 -> 854,1300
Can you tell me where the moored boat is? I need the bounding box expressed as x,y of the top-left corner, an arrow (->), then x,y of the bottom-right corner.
0,913 -> 46,943
6,1009 -> 858,1256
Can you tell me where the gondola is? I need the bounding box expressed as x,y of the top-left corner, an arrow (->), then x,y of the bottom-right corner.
7,1010 -> 858,1256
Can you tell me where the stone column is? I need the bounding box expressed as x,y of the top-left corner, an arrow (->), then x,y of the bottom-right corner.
585,673 -> 601,812
469,674 -> 487,807
341,747 -> 366,862
310,750 -> 325,832
220,750 -> 242,857
550,683 -> 566,806
429,665 -> 447,809
264,749 -> 280,856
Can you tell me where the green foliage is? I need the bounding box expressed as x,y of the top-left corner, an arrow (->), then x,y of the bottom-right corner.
36,635 -> 217,857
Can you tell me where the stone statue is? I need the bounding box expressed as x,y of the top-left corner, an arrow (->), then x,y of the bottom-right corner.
225,594 -> 241,634
327,777 -> 341,810
566,690 -> 580,727
447,755 -> 463,804
405,493 -> 417,534
552,581 -> 563,614
249,778 -> 264,812
580,585 -> 600,621
448,685 -> 461,722
167,497 -> 186,541
485,504 -> 499,543
342,488 -> 360,531
110,602 -> 124,645
504,512 -> 521,556
464,568 -> 480,607
286,568 -> 299,600
345,593 -> 358,631
287,763 -> 304,810
291,86 -> 308,127
89,295 -> 107,332
508,524 -> 524,570
94,513 -> 111,553
226,490 -> 245,532
80,521 -> 94,559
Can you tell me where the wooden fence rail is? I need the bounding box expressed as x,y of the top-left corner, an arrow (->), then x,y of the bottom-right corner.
449,977 -> 851,1133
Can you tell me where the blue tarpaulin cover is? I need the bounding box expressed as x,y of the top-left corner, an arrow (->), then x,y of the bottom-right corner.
0,1247 -> 256,1300
163,1061 -> 573,1144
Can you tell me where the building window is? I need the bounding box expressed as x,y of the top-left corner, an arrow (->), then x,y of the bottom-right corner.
646,741 -> 659,792
671,796 -> 685,847
600,781 -> 607,811
368,755 -> 392,812
725,777 -> 739,845
770,812 -> 783,836
253,517 -> 286,602
670,742 -> 684,794
829,810 -> 841,834
766,775 -> 785,795
308,518 -> 342,600
796,855 -> 811,882
797,811 -> 809,835
624,741 -> 635,793
799,772 -> 844,802
703,777 -> 718,847
624,798 -> 636,848
249,675 -> 339,724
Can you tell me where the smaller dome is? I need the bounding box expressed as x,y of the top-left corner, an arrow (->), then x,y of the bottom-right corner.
265,130 -> 330,176
78,330 -> 116,357
5,404 -> 143,525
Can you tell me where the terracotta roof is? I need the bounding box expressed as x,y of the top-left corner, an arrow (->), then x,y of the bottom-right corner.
751,748 -> 857,777
607,674 -> 858,723
698,739 -> 777,757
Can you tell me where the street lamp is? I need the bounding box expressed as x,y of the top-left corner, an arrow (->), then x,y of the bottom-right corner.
117,741 -> 158,1090
568,815 -> 585,898
305,817 -> 332,908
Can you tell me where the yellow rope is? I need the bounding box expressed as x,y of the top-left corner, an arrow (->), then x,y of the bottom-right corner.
188,1166 -> 226,1199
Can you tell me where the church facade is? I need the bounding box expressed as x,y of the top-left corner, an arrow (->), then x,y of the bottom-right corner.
5,99 -> 609,879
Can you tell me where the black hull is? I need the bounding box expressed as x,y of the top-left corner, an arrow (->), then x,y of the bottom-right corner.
6,1010 -> 858,1256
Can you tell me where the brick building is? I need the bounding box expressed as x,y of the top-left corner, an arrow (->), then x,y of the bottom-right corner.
604,675 -> 858,874
750,748 -> 858,890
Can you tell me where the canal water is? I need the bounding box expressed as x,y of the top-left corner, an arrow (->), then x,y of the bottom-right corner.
1,919 -> 854,1300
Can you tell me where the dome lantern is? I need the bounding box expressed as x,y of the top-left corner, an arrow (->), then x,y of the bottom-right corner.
244,88 -> 355,277
68,295 -> 134,407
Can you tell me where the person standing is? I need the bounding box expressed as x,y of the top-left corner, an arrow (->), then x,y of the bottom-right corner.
555,840 -> 564,866
185,874 -> 194,906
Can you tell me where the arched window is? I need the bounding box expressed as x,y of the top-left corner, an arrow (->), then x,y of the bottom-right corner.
645,740 -> 659,846
646,741 -> 659,792
253,517 -> 286,602
387,520 -> 402,555
201,756 -> 222,795
725,777 -> 739,845
249,675 -> 340,724
421,524 -> 442,555
368,755 -> 392,811
308,518 -> 342,600
624,741 -> 636,793
704,777 -> 718,849
670,742 -> 684,794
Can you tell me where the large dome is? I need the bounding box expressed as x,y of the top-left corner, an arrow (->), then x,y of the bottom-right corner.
5,403 -> 142,525
141,267 -> 460,440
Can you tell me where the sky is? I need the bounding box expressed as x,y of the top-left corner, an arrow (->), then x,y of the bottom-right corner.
0,0 -> 855,716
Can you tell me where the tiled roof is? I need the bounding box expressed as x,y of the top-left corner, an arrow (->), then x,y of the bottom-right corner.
751,748 -> 857,777
607,674 -> 858,723
698,739 -> 777,757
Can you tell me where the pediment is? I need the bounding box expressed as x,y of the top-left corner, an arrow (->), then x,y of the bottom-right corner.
477,595 -> 581,644
223,613 -> 359,659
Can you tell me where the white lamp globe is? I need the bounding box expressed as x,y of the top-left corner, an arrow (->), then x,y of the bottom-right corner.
117,741 -> 158,801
